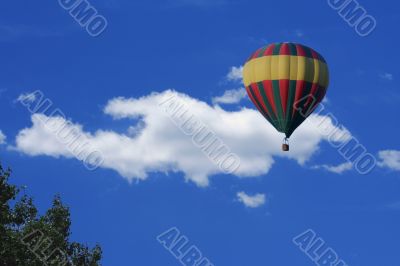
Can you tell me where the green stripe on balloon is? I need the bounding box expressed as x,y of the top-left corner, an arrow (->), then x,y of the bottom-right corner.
248,86 -> 275,127
272,80 -> 285,132
272,43 -> 282,56
288,43 -> 297,56
257,82 -> 278,124
257,46 -> 268,58
287,81 -> 314,137
284,80 -> 297,134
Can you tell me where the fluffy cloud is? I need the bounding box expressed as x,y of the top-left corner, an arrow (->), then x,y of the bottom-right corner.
0,130 -> 6,144
226,66 -> 243,83
378,150 -> 400,171
13,115 -> 90,158
237,192 -> 266,208
13,90 -> 351,187
212,88 -> 247,105
312,162 -> 353,174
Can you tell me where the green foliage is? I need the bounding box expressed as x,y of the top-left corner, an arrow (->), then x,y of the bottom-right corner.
0,164 -> 102,266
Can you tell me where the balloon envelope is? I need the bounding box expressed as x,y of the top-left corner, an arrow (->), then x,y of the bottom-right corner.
243,42 -> 329,138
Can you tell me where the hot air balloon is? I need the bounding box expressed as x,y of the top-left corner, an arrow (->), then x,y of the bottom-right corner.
243,42 -> 329,151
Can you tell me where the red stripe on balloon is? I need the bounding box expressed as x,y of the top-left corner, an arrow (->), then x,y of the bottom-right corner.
292,80 -> 305,119
296,44 -> 306,57
251,47 -> 263,59
253,83 -> 273,118
262,80 -> 278,117
279,43 -> 291,56
310,49 -> 319,60
247,85 -> 271,121
246,86 -> 263,113
263,44 -> 275,56
304,83 -> 319,110
279,79 -> 289,116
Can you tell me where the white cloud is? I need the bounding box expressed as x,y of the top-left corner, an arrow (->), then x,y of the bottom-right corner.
17,92 -> 37,103
212,88 -> 247,105
0,130 -> 6,145
378,150 -> 400,171
12,115 -> 88,158
13,90 -> 351,187
237,192 -> 266,208
312,162 -> 353,174
226,66 -> 243,83
380,73 -> 394,81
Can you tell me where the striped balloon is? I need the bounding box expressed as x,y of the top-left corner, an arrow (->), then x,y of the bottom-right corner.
243,42 -> 329,139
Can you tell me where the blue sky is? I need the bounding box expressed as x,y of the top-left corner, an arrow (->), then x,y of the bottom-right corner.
1,0 -> 400,265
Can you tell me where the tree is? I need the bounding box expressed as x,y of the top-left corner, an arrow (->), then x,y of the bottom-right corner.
0,163 -> 102,266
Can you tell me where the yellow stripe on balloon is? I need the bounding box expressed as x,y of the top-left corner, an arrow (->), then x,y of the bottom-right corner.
289,56 -> 298,80
271,55 -> 279,79
243,55 -> 329,88
278,55 -> 290,80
